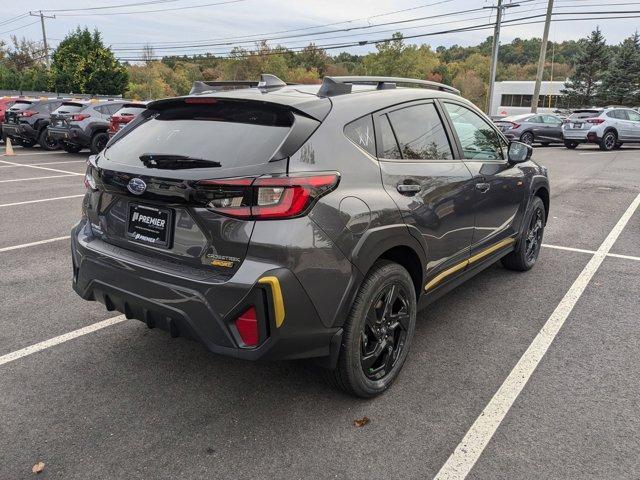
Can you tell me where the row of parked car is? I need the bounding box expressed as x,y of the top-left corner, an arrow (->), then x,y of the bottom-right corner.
0,96 -> 147,153
494,106 -> 640,151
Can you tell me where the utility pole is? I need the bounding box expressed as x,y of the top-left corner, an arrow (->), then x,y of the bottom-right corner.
531,0 -> 554,113
29,11 -> 55,68
485,1 -> 520,115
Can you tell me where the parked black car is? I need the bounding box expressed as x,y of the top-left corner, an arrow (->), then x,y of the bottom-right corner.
2,98 -> 64,150
71,75 -> 550,397
48,100 -> 127,154
494,113 -> 564,145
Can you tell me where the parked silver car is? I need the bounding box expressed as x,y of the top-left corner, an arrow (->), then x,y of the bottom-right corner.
494,113 -> 564,146
562,107 -> 640,150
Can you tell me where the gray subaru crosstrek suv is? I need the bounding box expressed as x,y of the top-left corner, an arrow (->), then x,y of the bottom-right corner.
48,100 -> 127,153
72,75 -> 550,397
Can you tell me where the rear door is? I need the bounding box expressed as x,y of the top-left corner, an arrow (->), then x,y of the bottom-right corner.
374,101 -> 476,289
441,101 -> 527,258
626,109 -> 640,141
541,115 -> 563,141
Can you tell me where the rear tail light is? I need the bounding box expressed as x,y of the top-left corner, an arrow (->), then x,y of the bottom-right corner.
195,172 -> 340,220
510,122 -> 520,129
84,164 -> 97,190
586,118 -> 605,124
71,113 -> 89,122
19,110 -> 36,118
234,306 -> 259,346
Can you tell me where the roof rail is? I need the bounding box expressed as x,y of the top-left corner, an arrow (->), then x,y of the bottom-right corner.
190,74 -> 289,95
318,76 -> 460,97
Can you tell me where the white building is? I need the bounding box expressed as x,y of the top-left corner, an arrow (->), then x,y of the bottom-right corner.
490,80 -> 567,117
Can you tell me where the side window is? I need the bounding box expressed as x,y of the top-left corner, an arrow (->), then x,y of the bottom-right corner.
526,116 -> 541,123
444,103 -> 504,161
386,103 -> 453,160
378,114 -> 401,159
344,115 -> 376,157
627,110 -> 640,122
542,115 -> 560,124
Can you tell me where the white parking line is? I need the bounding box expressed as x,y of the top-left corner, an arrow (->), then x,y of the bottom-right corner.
0,195 -> 84,208
0,174 -> 78,183
1,151 -> 60,156
0,160 -> 86,168
0,159 -> 83,175
0,316 -> 126,366
0,236 -> 70,253
434,191 -> 640,480
543,243 -> 640,262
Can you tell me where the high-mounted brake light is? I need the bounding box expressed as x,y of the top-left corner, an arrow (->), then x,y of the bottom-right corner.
586,118 -> 605,124
184,97 -> 218,104
195,173 -> 340,220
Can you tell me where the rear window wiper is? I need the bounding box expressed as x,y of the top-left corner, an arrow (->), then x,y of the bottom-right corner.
139,154 -> 221,169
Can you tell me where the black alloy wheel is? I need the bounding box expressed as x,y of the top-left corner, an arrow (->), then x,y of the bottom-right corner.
600,131 -> 617,151
525,205 -> 544,263
361,283 -> 410,381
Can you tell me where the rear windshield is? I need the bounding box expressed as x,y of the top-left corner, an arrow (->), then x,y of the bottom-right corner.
53,103 -> 85,114
114,106 -> 146,117
105,101 -> 293,169
569,111 -> 601,119
10,101 -> 32,111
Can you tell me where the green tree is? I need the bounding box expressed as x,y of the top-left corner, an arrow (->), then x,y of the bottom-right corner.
599,33 -> 640,105
562,28 -> 609,106
50,27 -> 128,95
363,33 -> 439,79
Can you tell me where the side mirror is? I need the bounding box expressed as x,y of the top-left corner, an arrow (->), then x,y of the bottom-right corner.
508,141 -> 532,163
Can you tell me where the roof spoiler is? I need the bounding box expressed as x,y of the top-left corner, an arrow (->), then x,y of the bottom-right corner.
318,76 -> 460,97
190,74 -> 289,95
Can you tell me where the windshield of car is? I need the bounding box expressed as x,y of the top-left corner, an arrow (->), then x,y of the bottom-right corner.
9,101 -> 33,111
53,103 -> 85,114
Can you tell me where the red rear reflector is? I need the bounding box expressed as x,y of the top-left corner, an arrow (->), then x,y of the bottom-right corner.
234,306 -> 259,346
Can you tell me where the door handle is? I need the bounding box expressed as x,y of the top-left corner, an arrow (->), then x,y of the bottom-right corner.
475,182 -> 490,193
396,183 -> 421,194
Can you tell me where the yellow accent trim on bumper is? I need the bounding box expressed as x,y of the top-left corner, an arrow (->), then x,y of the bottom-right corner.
424,237 -> 516,291
258,276 -> 285,328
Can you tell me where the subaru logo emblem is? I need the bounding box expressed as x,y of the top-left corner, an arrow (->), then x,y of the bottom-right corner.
127,178 -> 146,195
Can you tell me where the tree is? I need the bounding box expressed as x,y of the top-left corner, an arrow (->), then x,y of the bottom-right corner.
50,27 -> 128,95
562,28 -> 609,106
363,33 -> 439,79
599,33 -> 640,105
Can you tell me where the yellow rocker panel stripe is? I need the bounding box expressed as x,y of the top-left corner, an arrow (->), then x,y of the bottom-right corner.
424,237 -> 515,291
258,276 -> 285,328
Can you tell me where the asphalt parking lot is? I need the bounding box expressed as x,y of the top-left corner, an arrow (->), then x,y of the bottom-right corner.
1,144 -> 639,479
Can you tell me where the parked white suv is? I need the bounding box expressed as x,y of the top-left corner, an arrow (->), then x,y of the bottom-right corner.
562,107 -> 640,150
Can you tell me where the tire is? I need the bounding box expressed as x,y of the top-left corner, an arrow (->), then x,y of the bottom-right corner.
501,196 -> 546,272
564,140 -> 578,149
520,131 -> 534,145
90,132 -> 108,154
614,142 -> 623,150
326,260 -> 417,398
38,129 -> 59,151
541,142 -> 550,147
20,139 -> 36,148
599,131 -> 617,151
63,144 -> 82,154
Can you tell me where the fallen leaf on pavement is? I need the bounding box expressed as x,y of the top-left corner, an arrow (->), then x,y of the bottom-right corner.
32,462 -> 45,474
353,416 -> 370,427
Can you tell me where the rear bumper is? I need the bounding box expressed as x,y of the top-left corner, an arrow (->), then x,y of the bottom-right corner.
2,122 -> 37,141
562,129 -> 589,141
71,220 -> 341,362
48,126 -> 90,146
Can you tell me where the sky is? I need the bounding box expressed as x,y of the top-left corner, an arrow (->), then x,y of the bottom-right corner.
1,0 -> 639,60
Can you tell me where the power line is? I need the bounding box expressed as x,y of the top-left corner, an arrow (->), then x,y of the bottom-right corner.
43,0 -> 179,13
0,13 -> 30,27
0,20 -> 39,36
114,11 -> 640,60
106,0 -> 460,45
53,0 -> 248,17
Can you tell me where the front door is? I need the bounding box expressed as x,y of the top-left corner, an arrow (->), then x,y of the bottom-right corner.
374,101 -> 476,289
627,109 -> 640,141
441,101 -> 527,258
